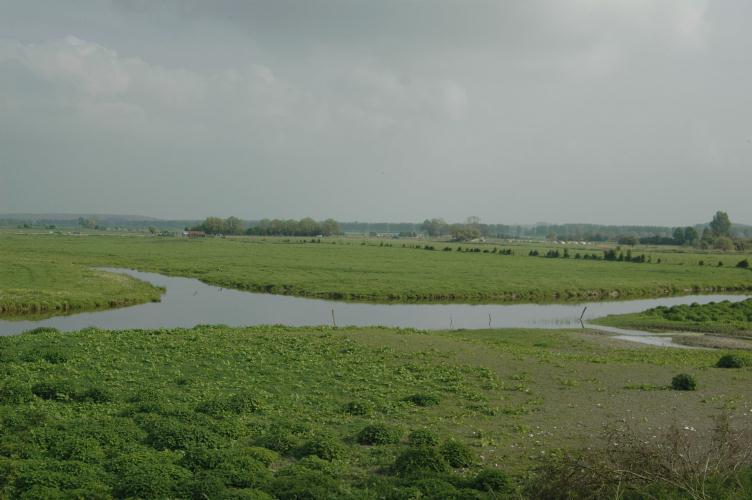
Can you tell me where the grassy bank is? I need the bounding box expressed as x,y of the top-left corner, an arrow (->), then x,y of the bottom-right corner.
0,325 -> 750,498
0,252 -> 163,316
594,299 -> 752,337
1,234 -> 751,313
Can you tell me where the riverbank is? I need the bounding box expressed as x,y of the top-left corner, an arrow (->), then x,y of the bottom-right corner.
1,233 -> 751,315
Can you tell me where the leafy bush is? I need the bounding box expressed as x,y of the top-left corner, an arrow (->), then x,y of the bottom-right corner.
404,393 -> 440,407
671,373 -> 697,391
392,447 -> 449,477
196,392 -> 261,416
298,436 -> 345,461
269,467 -> 343,500
737,259 -> 750,269
408,429 -> 439,447
141,415 -> 223,451
110,450 -> 192,499
73,387 -> 114,403
31,380 -> 74,401
357,423 -> 403,445
342,400 -> 371,416
717,354 -> 746,368
257,427 -> 302,455
0,382 -> 33,404
22,327 -> 60,335
440,440 -> 475,468
473,468 -> 511,494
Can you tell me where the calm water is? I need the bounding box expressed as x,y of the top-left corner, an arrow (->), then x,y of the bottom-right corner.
0,268 -> 748,337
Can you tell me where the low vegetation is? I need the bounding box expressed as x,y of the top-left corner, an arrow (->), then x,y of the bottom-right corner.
1,233 -> 750,316
0,325 -> 750,498
595,299 -> 752,337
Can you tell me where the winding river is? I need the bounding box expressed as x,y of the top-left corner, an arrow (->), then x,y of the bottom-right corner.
0,268 -> 748,346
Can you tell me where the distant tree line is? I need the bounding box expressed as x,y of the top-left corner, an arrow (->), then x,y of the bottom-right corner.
191,217 -> 341,236
247,218 -> 340,237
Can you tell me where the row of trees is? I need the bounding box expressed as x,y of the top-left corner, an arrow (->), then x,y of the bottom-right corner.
247,218 -> 340,237
191,217 -> 341,237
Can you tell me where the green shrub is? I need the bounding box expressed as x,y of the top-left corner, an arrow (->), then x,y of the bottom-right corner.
671,373 -> 697,391
404,393 -> 440,407
392,447 -> 449,477
31,381 -> 74,401
0,382 -> 33,404
269,468 -> 343,500
408,478 -> 459,497
110,450 -> 192,499
342,400 -> 371,416
242,446 -> 279,466
224,488 -> 274,500
440,440 -> 475,468
357,423 -> 403,445
473,468 -> 511,493
22,327 -> 60,335
258,427 -> 301,455
736,259 -> 750,269
407,429 -> 439,447
73,387 -> 114,403
141,415 -> 223,451
298,436 -> 345,461
716,354 -> 745,368
196,392 -> 261,416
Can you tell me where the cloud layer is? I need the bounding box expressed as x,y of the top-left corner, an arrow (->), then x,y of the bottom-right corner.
0,0 -> 750,224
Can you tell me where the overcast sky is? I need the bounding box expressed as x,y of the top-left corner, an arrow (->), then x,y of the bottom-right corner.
1,1 -> 750,224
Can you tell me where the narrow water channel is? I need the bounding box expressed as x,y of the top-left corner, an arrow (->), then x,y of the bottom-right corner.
1,268 -> 748,343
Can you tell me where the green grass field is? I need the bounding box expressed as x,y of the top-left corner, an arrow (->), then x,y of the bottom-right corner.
1,325 -> 750,498
1,233 -> 750,316
595,299 -> 752,337
0,248 -> 162,316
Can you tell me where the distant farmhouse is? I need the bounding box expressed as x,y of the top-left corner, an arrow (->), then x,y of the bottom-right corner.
182,230 -> 206,238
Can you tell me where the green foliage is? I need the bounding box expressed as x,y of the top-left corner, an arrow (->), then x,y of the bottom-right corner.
298,435 -> 346,461
357,423 -> 403,445
407,429 -> 439,447
342,400 -> 371,416
110,450 -> 192,498
473,468 -> 512,494
671,373 -> 697,391
404,393 -> 440,407
440,439 -> 476,468
392,446 -> 449,477
716,354 -> 746,368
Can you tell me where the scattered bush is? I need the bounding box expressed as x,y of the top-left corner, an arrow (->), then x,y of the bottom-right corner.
110,450 -> 192,499
407,429 -> 439,447
473,468 -> 512,494
737,259 -> 750,269
404,393 -> 440,407
342,400 -> 370,416
0,382 -> 33,404
196,392 -> 261,416
31,381 -> 74,401
716,354 -> 745,368
392,447 -> 449,477
440,440 -> 476,468
671,373 -> 697,391
298,436 -> 345,461
357,423 -> 402,445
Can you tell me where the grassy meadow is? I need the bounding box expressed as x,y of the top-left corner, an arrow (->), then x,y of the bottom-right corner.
1,325 -> 751,498
595,299 -> 752,337
1,233 -> 751,316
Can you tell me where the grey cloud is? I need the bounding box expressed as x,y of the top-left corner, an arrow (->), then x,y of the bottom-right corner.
0,0 -> 750,224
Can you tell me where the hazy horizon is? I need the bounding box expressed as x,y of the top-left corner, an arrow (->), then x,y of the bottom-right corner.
2,1 -> 751,225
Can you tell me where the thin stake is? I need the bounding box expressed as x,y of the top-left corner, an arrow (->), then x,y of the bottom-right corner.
331,308 -> 337,328
450,316 -> 453,329
488,313 -> 492,328
579,306 -> 588,321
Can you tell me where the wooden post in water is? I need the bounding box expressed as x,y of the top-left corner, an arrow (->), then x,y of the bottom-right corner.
331,309 -> 337,328
450,316 -> 453,329
579,306 -> 588,321
488,313 -> 492,328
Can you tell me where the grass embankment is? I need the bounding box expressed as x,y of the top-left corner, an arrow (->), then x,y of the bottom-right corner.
0,252 -> 163,316
1,326 -> 750,498
1,234 -> 750,313
595,299 -> 752,338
